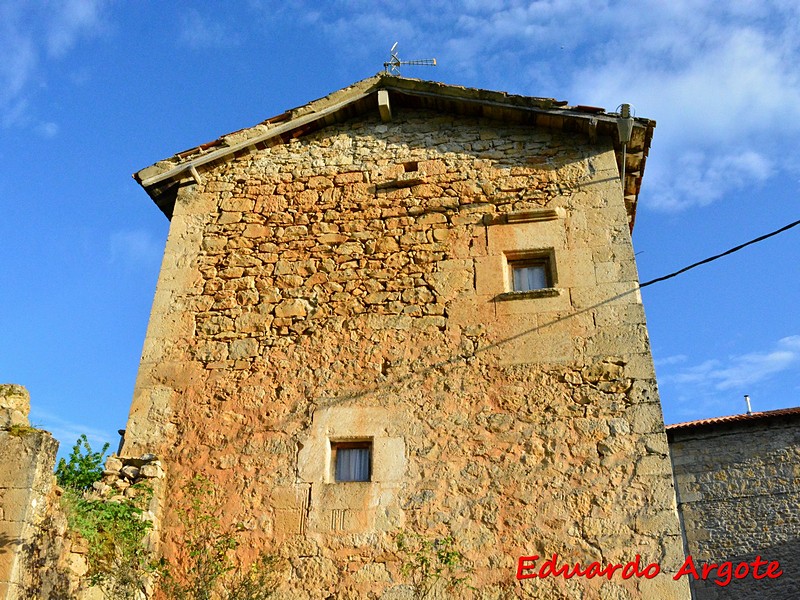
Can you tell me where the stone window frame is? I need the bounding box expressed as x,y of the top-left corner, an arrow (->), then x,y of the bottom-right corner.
498,249 -> 561,300
297,405 -> 406,486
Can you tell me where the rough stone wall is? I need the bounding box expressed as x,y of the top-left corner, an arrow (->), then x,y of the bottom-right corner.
0,386 -> 30,430
125,110 -> 688,598
0,385 -> 61,600
669,418 -> 800,599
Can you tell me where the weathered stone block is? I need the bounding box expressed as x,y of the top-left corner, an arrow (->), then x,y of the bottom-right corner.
274,299 -> 310,318
0,384 -> 30,428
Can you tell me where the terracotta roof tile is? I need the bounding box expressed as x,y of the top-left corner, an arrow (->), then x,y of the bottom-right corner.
666,406 -> 800,432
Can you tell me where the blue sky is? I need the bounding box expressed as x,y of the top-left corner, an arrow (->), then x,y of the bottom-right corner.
2,0 -> 798,455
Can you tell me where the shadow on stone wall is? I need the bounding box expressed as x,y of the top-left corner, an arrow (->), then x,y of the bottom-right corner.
0,480 -> 73,599
687,538 -> 799,600
15,509 -> 72,600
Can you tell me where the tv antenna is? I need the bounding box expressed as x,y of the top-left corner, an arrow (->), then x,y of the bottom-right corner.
383,42 -> 437,75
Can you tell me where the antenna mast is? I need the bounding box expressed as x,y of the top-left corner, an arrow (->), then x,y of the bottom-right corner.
383,42 -> 437,75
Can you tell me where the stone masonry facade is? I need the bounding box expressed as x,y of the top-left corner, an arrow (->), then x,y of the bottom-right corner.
668,409 -> 800,599
125,77 -> 689,598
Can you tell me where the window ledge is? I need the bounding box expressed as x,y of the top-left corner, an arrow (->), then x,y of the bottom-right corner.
496,287 -> 562,301
325,481 -> 374,486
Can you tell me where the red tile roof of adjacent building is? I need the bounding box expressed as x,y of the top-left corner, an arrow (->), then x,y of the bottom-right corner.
666,406 -> 800,432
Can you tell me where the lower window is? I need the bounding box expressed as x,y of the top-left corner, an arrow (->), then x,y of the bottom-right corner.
332,440 -> 372,482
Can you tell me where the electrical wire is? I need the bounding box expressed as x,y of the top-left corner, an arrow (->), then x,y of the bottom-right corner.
639,217 -> 800,288
329,216 -> 800,403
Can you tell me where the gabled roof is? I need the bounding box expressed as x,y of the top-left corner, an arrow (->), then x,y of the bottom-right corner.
666,406 -> 800,436
134,74 -> 655,226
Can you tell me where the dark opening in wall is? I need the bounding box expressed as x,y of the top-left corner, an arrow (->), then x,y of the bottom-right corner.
331,440 -> 372,482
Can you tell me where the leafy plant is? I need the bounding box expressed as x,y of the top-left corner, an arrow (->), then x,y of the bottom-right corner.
61,484 -> 153,599
157,475 -> 280,600
396,531 -> 474,600
57,434 -> 153,599
222,552 -> 282,600
55,434 -> 110,491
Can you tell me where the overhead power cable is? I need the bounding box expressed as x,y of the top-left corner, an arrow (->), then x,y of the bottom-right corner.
639,217 -> 800,288
337,216 -> 800,402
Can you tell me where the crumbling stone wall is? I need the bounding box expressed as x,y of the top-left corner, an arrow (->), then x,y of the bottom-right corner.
0,385 -> 60,599
125,110 -> 688,598
0,385 -> 164,599
42,452 -> 164,600
668,415 -> 800,599
0,384 -> 98,600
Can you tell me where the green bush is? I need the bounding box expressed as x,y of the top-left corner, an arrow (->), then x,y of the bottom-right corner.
55,434 -> 110,491
57,434 -> 152,599
396,531 -> 474,599
62,485 -> 153,599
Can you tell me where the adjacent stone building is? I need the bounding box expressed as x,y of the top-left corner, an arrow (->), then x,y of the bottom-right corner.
668,407 -> 800,599
125,74 -> 689,598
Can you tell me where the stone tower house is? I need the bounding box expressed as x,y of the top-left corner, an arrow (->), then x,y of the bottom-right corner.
126,75 -> 689,598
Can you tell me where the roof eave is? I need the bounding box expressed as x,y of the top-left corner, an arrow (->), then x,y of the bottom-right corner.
134,74 -> 655,224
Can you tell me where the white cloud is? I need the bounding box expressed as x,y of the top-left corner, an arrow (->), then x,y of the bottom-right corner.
179,9 -> 239,49
0,5 -> 38,109
659,335 -> 800,421
573,27 -> 800,144
109,230 -> 163,268
1,96 -> 30,129
663,336 -> 800,391
654,354 -> 688,367
647,150 -> 773,211
46,0 -> 108,58
561,5 -> 800,211
29,407 -> 116,456
0,0 -> 109,128
35,121 -> 59,138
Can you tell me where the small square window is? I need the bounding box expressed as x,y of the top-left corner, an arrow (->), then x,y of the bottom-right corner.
331,441 -> 372,482
510,258 -> 553,292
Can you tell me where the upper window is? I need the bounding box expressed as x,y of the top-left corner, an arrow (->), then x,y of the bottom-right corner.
332,440 -> 372,482
496,251 -> 560,301
511,259 -> 551,292
509,255 -> 554,292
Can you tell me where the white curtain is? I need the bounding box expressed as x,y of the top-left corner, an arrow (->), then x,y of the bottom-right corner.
336,447 -> 371,481
514,265 -> 547,291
